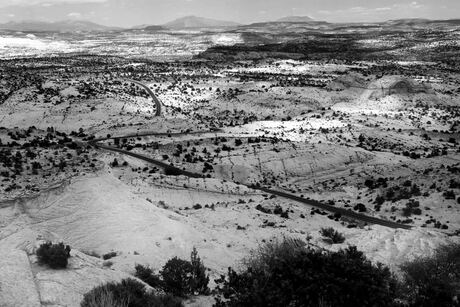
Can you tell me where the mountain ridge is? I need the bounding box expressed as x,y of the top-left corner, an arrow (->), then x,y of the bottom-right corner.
277,16 -> 315,22
0,20 -> 119,32
164,15 -> 240,29
0,17 -> 458,33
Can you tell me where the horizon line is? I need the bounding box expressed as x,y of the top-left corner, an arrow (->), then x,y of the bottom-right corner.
1,15 -> 459,29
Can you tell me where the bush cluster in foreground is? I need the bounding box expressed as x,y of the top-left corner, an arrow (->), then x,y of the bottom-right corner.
214,238 -> 398,307
80,248 -> 209,307
80,278 -> 183,307
400,243 -> 460,307
80,240 -> 460,307
135,247 -> 210,297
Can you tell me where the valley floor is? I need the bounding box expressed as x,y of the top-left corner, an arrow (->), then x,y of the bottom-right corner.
0,55 -> 459,306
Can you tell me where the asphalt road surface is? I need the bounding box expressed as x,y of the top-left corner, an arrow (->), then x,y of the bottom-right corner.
92,139 -> 412,230
126,79 -> 162,117
89,78 -> 411,230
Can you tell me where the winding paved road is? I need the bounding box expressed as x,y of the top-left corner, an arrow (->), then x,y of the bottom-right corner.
254,187 -> 411,229
89,79 -> 411,230
92,142 -> 204,179
91,141 -> 411,230
126,79 -> 162,117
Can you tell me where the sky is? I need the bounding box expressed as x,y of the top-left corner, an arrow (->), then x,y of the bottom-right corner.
0,0 -> 458,27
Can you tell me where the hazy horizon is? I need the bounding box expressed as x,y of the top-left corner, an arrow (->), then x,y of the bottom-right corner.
0,0 -> 459,27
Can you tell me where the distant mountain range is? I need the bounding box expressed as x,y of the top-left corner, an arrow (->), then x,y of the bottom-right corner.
0,16 -> 240,32
277,16 -> 315,22
0,17 -> 458,33
132,16 -> 240,31
163,16 -> 240,29
0,20 -> 119,32
129,24 -> 166,31
383,18 -> 460,26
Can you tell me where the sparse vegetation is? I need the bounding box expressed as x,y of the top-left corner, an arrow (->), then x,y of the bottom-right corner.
80,279 -> 183,307
402,201 -> 422,217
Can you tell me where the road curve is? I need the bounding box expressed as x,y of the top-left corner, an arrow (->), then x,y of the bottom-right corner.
92,142 -> 203,179
91,141 -> 412,230
125,79 -> 162,117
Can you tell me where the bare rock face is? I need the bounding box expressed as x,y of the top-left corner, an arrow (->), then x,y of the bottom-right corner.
0,245 -> 139,307
347,227 -> 455,271
0,249 -> 41,307
0,172 -> 202,306
31,250 -> 133,307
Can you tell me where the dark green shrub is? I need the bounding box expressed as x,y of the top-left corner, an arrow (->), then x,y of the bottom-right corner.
103,251 -> 118,260
80,278 -> 183,307
161,257 -> 193,297
36,242 -> 71,269
189,247 -> 210,295
384,185 -> 421,202
375,195 -> 385,206
214,239 -> 399,307
364,179 -> 375,189
320,227 -> 345,244
354,203 -> 367,212
81,286 -> 127,307
443,190 -> 456,200
400,243 -> 460,307
160,248 -> 209,297
403,201 -> 422,217
134,264 -> 163,289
